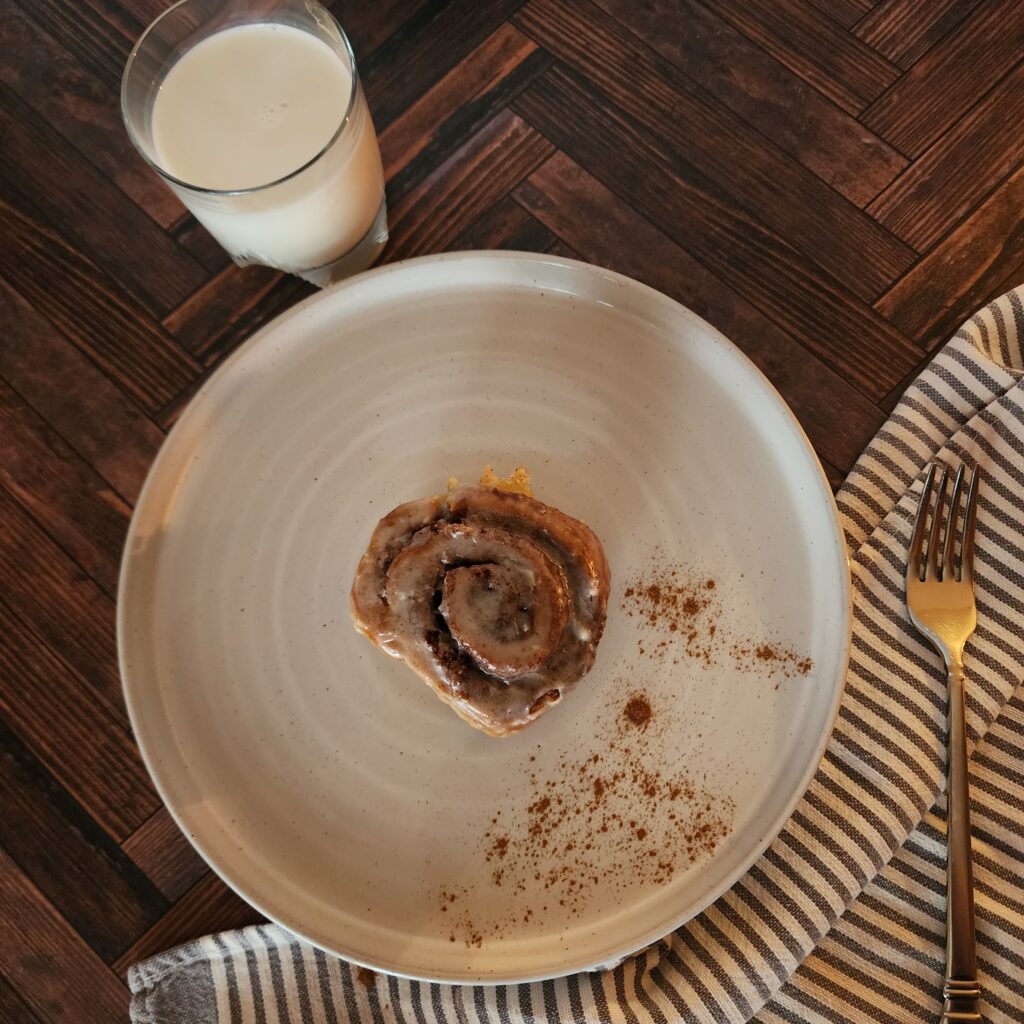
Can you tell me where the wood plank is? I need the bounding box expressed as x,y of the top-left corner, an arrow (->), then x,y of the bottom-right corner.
546,238 -> 582,262
360,0 -> 527,128
162,269 -> 313,367
381,22 -> 550,203
0,85 -> 206,317
0,4 -> 183,229
104,0 -> 177,30
853,0 -> 985,69
700,0 -> 900,113
154,362 -> 224,432
122,808 -> 208,903
591,0 -> 907,206
860,0 -> 1024,157
512,68 -> 920,400
0,976 -> 43,1024
806,0 -> 872,28
879,351 -> 934,414
0,378 -> 130,597
0,720 -> 168,963
0,201 -> 201,415
513,0 -> 914,300
0,487 -> 124,717
112,872 -> 264,978
451,194 -> 555,252
874,166 -> 1024,352
104,0 -> 424,64
867,63 -> 1024,252
0,598 -> 159,841
171,215 -> 233,276
9,0 -> 140,89
162,264 -> 289,359
385,109 -> 554,260
805,0 -> 875,28
514,152 -> 886,472
327,0 -> 429,58
0,281 -> 164,503
0,847 -> 131,1023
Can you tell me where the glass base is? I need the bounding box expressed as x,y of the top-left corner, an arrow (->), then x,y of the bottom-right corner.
230,195 -> 388,288
296,196 -> 389,288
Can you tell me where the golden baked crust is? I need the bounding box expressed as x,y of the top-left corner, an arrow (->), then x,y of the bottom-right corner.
350,477 -> 610,736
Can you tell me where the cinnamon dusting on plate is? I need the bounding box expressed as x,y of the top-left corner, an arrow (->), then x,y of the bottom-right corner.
441,689 -> 734,947
621,564 -> 813,678
437,560 -> 813,948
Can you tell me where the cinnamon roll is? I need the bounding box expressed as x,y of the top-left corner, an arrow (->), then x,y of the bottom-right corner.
350,481 -> 610,736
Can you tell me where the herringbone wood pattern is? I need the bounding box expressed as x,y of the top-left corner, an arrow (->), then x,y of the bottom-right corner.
2,1 -> 1022,1018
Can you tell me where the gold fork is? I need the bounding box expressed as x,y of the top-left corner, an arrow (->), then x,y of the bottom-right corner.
906,463 -> 982,1024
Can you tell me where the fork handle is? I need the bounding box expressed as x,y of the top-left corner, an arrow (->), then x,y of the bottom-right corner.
940,661 -> 981,1024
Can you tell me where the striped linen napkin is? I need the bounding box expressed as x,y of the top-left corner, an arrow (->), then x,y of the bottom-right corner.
129,287 -> 1024,1024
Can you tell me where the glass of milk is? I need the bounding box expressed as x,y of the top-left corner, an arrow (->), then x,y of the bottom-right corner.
122,0 -> 387,286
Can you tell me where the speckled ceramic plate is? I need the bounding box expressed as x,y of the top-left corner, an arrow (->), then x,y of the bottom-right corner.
119,252 -> 850,984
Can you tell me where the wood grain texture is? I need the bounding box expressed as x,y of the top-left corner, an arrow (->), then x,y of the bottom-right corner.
386,108 -> 554,258
0,378 -> 131,597
514,0 -> 915,301
8,0 -> 140,89
122,808 -> 209,903
165,271 -> 314,369
453,194 -> 556,252
0,4 -> 183,229
0,281 -> 164,503
867,63 -> 1024,252
0,203 -> 201,415
513,67 -> 920,400
875,167 -> 1024,351
380,22 -> 550,202
0,976 -> 43,1024
111,872 -> 266,978
806,0 -> 875,30
0,720 -> 168,963
0,487 -> 124,716
591,0 -> 908,207
171,214 -> 233,275
326,0 -> 427,58
860,0 -> 1024,157
0,597 -> 159,841
514,153 -> 887,473
0,85 -> 204,317
2,1 -> 1022,1014
0,847 -> 131,1022
361,0 -> 528,128
853,0 -> 985,68
702,0 -> 901,113
162,264 -> 291,360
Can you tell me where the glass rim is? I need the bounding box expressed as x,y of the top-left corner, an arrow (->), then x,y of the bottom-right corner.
120,0 -> 361,197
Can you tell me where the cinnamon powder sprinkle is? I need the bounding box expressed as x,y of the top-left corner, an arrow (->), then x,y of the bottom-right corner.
623,694 -> 652,729
621,563 -> 813,678
732,642 -> 814,678
621,568 -> 717,666
439,560 -> 813,948
442,690 -> 735,946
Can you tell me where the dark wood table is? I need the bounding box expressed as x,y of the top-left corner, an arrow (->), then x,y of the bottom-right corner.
2,1 -> 1022,1019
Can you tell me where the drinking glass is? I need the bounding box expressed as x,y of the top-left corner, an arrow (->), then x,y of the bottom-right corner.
122,0 -> 387,286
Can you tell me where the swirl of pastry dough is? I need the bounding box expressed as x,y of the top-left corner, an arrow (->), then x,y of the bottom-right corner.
350,484 -> 610,736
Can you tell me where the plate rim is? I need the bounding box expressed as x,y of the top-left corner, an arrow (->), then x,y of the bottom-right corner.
118,249 -> 852,984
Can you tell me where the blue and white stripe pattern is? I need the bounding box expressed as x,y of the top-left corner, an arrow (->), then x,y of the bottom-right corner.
130,287 -> 1024,1024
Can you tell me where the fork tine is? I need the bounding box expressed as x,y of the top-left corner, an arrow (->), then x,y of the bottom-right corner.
926,464 -> 949,580
961,466 -> 981,582
943,465 -> 966,581
908,463 -> 936,584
